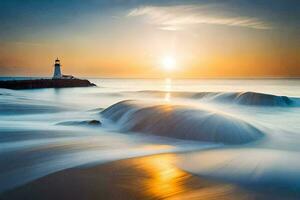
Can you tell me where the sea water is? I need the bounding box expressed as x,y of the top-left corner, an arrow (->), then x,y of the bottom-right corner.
0,78 -> 300,192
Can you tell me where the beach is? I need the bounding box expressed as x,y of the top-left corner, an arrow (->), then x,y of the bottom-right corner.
1,154 -> 286,200
2,153 -> 296,200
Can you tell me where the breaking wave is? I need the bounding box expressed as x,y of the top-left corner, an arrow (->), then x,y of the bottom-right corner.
199,91 -> 295,106
101,100 -> 264,144
134,91 -> 298,106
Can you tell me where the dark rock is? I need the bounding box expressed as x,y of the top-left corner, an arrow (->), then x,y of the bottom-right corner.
87,120 -> 101,125
57,120 -> 101,126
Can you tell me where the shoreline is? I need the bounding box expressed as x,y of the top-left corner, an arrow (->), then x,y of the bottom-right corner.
1,153 -> 296,200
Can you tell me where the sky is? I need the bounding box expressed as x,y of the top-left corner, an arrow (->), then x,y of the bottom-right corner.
0,0 -> 299,78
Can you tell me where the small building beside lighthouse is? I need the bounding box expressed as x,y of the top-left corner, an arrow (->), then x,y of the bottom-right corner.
52,58 -> 74,79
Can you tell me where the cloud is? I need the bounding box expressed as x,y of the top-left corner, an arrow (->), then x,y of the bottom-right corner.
127,5 -> 271,30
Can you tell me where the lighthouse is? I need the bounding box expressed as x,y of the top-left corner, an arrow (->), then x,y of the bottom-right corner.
53,58 -> 62,79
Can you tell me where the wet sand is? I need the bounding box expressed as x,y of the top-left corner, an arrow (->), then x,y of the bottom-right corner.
0,154 -> 297,200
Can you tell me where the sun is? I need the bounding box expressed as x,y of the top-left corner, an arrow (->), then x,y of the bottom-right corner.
162,56 -> 176,71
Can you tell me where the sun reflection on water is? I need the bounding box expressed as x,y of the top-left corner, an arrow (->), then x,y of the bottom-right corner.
134,154 -> 187,199
164,92 -> 171,102
164,78 -> 172,102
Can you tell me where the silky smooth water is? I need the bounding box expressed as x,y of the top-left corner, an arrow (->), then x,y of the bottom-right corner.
0,78 -> 300,193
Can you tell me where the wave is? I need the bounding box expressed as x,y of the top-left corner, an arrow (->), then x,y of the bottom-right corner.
178,148 -> 300,189
0,89 -> 69,115
101,100 -> 264,144
134,91 -> 297,107
200,91 -> 295,106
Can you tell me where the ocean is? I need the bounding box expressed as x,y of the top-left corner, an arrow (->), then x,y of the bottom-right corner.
0,78 -> 300,195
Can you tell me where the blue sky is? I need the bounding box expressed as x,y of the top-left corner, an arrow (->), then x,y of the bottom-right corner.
1,0 -> 299,40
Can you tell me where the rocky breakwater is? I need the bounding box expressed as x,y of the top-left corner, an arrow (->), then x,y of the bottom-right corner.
0,78 -> 96,89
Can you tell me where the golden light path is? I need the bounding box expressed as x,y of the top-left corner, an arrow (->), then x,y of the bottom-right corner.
136,155 -> 186,199
130,154 -> 246,200
164,78 -> 172,102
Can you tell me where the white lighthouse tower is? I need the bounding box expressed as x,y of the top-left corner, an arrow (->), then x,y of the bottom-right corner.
53,58 -> 62,79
